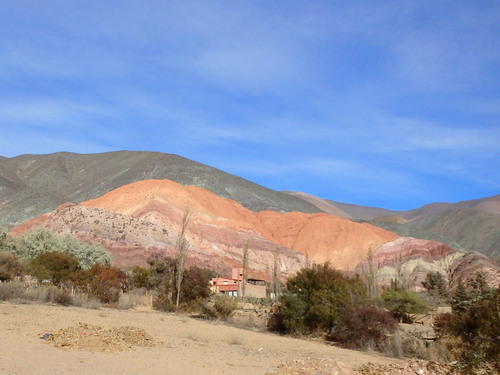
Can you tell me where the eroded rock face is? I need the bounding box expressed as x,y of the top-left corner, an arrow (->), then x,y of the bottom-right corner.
257,211 -> 398,270
356,237 -> 500,290
448,252 -> 500,289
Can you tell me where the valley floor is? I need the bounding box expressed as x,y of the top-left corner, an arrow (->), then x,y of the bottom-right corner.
0,302 -> 399,375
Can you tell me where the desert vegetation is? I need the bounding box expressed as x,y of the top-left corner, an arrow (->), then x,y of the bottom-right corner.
1,227 -> 499,374
267,263 -> 399,352
2,227 -> 111,269
267,262 -> 499,374
0,228 -> 218,314
434,273 -> 499,374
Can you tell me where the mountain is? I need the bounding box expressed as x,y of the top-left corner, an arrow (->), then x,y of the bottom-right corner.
11,179 -> 398,280
0,151 -> 320,228
12,178 -> 499,289
406,208 -> 500,259
3,151 -> 498,286
286,192 -> 500,259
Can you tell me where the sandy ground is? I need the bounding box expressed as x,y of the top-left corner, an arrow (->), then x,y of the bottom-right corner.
0,302 -> 399,375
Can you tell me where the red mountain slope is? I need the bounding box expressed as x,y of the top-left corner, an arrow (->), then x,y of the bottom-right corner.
13,179 -> 399,278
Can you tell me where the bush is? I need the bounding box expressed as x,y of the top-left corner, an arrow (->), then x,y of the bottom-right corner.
213,294 -> 237,319
29,251 -> 80,285
268,294 -> 307,334
54,289 -> 73,306
130,266 -> 152,289
180,266 -> 214,302
328,301 -> 398,351
75,264 -> 128,304
117,291 -> 151,310
0,282 -> 25,300
0,251 -> 23,281
269,263 -> 366,335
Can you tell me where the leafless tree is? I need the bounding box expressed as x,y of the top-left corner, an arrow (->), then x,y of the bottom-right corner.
241,240 -> 249,298
272,248 -> 281,299
175,207 -> 190,307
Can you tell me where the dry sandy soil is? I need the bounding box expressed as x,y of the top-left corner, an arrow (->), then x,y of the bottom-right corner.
0,302 -> 399,375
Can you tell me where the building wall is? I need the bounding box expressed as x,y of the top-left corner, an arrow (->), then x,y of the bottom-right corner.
239,282 -> 267,298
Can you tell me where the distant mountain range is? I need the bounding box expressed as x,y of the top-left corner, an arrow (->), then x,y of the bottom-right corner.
286,192 -> 500,259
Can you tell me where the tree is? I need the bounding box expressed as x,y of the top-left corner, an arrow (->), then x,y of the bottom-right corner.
271,248 -> 281,299
175,208 -> 190,307
14,227 -> 111,269
435,273 -> 499,374
422,271 -> 447,297
241,240 -> 249,298
380,289 -> 429,322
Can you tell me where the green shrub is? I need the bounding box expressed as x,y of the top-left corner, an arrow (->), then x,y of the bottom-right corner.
29,251 -> 80,285
130,266 -> 152,289
269,263 -> 366,335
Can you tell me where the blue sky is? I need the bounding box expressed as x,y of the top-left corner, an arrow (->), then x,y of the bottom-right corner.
1,1 -> 499,210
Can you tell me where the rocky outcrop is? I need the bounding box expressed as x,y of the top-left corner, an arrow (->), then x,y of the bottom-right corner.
448,252 -> 500,289
356,237 -> 500,290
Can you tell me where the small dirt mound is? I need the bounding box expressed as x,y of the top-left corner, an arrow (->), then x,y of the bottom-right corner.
41,323 -> 161,352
